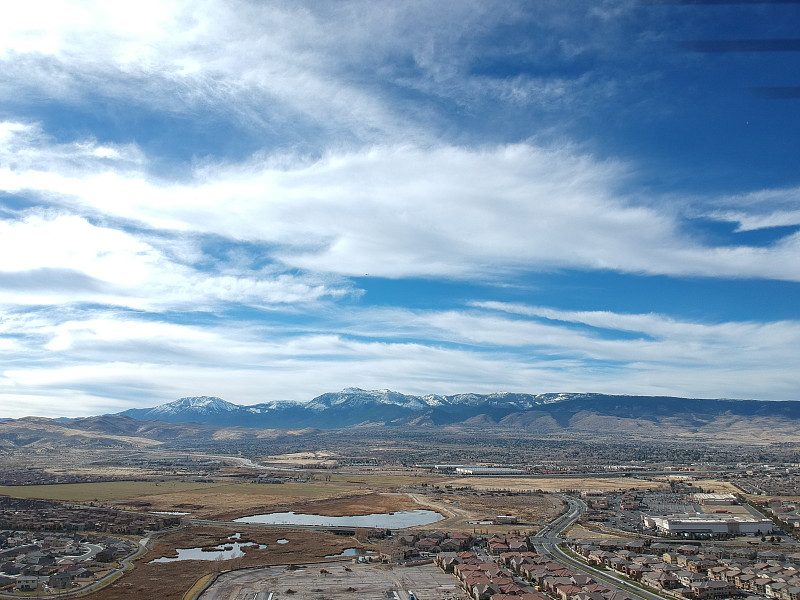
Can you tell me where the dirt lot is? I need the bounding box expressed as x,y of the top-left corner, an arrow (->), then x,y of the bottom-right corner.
197,560 -> 469,600
563,523 -> 613,540
407,492 -> 562,535
88,526 -> 372,600
690,480 -> 744,495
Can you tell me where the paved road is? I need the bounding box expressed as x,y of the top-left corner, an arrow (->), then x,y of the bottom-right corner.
531,495 -> 667,600
0,537 -> 153,600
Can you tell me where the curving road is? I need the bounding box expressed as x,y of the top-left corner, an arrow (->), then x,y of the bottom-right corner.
531,495 -> 668,600
0,537 -> 152,600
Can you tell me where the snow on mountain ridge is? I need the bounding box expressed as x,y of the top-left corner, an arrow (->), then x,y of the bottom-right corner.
307,388 -> 429,410
120,389 -> 585,425
245,400 -> 302,413
421,394 -> 447,407
149,396 -> 238,415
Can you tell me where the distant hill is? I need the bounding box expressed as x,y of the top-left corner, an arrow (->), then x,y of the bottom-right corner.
0,416 -> 164,451
0,414 -> 318,450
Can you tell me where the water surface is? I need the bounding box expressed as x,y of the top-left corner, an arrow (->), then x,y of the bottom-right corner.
233,509 -> 443,528
149,538 -> 267,563
325,548 -> 377,557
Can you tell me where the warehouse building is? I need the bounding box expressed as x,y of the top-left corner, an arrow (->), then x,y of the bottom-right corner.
642,514 -> 773,536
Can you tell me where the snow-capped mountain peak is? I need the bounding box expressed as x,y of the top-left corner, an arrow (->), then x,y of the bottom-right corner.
149,396 -> 238,416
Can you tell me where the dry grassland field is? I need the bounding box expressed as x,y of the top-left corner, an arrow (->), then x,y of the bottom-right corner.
677,479 -> 800,506
441,477 -> 668,493
326,473 -> 442,487
89,526 -> 369,600
0,474 -> 662,525
0,480 -> 426,520
124,486 -> 428,521
0,481 -> 229,502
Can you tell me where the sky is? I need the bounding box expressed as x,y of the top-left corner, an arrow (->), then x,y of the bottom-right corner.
1,1 -> 800,418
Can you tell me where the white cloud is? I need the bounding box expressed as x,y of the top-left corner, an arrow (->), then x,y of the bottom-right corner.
327,303 -> 800,379
0,1 -> 657,146
0,3 -> 797,421
2,301 -> 798,418
3,124 -> 800,283
0,211 -> 347,309
0,0 -> 432,143
465,302 -> 800,368
0,121 -> 145,171
698,186 -> 800,231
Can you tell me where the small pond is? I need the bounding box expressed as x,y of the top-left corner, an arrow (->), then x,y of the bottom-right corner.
233,509 -> 443,528
149,535 -> 267,563
150,511 -> 190,515
324,548 -> 376,558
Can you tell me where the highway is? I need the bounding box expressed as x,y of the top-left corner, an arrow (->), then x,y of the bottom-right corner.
531,495 -> 668,600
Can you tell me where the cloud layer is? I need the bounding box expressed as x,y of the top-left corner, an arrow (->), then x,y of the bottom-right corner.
1,2 -> 799,417
4,123 -> 800,285
3,301 -> 798,418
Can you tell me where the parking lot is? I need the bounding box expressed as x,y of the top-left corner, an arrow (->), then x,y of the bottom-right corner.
198,562 -> 469,600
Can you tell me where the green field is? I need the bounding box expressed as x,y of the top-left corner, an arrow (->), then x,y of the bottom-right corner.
0,480 -> 229,502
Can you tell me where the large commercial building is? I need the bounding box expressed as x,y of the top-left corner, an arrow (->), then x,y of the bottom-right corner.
692,493 -> 738,505
453,466 -> 524,476
642,513 -> 773,536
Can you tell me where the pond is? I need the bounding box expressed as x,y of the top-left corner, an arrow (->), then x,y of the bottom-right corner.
233,509 -> 444,528
149,534 -> 267,563
150,511 -> 190,515
324,548 -> 377,557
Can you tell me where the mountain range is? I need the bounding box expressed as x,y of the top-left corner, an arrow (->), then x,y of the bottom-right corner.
117,388 -> 584,428
117,388 -> 800,435
2,388 -> 800,448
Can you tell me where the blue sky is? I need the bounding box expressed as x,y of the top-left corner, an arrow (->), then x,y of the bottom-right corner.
1,1 -> 799,418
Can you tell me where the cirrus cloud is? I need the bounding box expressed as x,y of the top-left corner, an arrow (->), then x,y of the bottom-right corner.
2,123 -> 800,283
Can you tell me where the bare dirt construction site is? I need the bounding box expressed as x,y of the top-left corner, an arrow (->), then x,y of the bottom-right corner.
408,491 -> 562,534
197,561 -> 468,600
